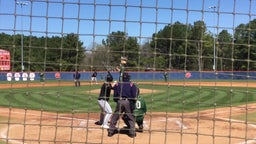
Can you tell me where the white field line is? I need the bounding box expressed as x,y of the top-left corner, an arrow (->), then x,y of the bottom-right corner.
1,110 -> 255,144
0,125 -> 24,144
217,118 -> 256,144
0,111 -> 97,144
157,116 -> 256,144
158,118 -> 187,129
199,109 -> 256,144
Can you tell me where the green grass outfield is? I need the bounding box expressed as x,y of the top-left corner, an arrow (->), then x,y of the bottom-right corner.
0,83 -> 256,114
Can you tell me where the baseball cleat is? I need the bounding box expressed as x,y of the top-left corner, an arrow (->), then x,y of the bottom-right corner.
101,125 -> 109,129
127,133 -> 136,138
94,121 -> 102,125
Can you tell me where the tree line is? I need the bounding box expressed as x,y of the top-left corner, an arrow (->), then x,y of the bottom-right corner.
0,19 -> 256,72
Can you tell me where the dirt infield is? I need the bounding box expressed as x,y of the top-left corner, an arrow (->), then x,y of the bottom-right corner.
1,81 -> 256,144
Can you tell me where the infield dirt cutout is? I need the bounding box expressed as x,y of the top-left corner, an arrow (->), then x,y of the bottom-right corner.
88,88 -> 159,94
0,81 -> 256,144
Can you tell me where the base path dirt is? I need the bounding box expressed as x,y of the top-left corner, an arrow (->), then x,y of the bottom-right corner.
0,81 -> 256,144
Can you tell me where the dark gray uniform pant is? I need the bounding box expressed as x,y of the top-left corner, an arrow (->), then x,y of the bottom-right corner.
108,99 -> 135,135
74,79 -> 80,87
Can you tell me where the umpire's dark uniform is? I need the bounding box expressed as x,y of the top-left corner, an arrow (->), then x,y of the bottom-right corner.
108,73 -> 138,138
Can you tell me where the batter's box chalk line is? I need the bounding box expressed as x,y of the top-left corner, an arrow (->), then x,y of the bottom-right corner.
158,118 -> 188,130
216,117 -> 256,144
0,124 -> 27,144
77,119 -> 98,130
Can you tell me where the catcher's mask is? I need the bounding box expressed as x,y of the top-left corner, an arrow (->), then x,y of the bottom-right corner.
122,72 -> 130,81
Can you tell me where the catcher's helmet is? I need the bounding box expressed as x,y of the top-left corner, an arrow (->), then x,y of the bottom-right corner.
122,72 -> 130,81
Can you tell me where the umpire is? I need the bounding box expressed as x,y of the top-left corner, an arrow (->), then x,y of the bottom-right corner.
108,72 -> 138,138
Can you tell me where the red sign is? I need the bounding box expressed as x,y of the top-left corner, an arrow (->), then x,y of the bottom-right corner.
185,72 -> 191,78
0,49 -> 10,71
55,72 -> 60,79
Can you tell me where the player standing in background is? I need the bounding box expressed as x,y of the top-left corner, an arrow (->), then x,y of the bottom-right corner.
95,71 -> 113,129
163,71 -> 168,82
73,71 -> 81,87
91,70 -> 98,84
40,72 -> 45,83
108,72 -> 138,138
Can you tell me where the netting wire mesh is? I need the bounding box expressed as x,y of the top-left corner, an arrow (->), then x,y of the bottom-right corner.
0,0 -> 256,144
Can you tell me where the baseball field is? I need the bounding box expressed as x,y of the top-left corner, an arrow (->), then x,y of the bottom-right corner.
0,80 -> 256,144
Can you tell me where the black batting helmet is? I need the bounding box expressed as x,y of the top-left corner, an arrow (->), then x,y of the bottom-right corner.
106,72 -> 113,82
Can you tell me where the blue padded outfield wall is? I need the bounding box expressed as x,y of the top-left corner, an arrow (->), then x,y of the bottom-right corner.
1,71 -> 256,81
